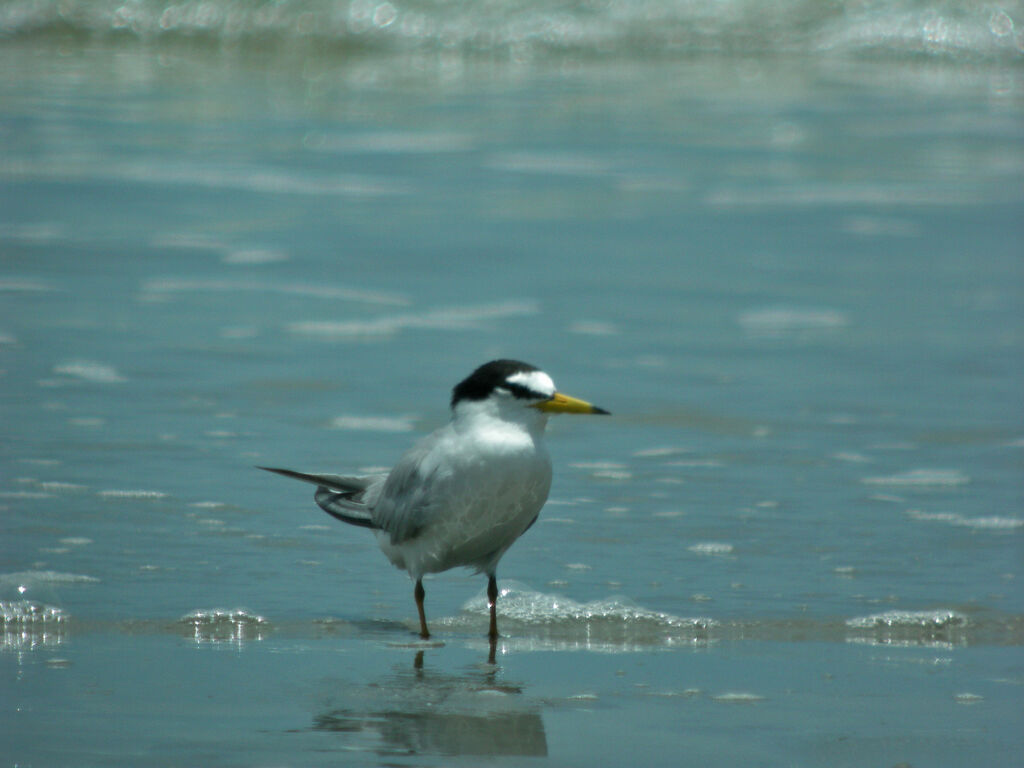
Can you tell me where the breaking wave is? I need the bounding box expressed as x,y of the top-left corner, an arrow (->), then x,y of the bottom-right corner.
2,0 -> 1020,63
179,608 -> 269,643
453,582 -> 714,650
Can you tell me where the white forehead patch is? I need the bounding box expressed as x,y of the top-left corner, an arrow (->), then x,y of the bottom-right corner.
506,370 -> 556,398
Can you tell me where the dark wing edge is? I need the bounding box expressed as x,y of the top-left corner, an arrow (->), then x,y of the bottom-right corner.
258,466 -> 380,530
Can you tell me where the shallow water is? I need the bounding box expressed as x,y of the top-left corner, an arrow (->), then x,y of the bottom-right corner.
2,1 -> 1023,765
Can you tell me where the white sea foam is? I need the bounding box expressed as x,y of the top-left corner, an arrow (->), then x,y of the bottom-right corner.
289,300 -> 539,339
907,510 -> 1023,530
846,609 -> 966,630
1,601 -> 68,652
0,222 -> 65,243
570,461 -> 628,470
314,130 -> 476,155
710,183 -> 976,208
569,462 -> 632,481
98,489 -> 168,499
954,693 -> 984,705
841,215 -> 919,237
222,247 -> 289,265
52,360 -> 126,383
67,417 -> 105,428
738,307 -> 849,335
2,0 -> 1016,64
832,451 -> 872,464
0,600 -> 67,625
140,277 -> 406,306
0,278 -> 53,292
39,482 -> 87,492
180,608 -> 268,643
633,446 -> 690,458
712,692 -> 765,704
568,320 -> 619,336
329,415 -> 416,432
0,570 -> 100,587
461,582 -> 713,635
666,459 -> 724,468
151,233 -> 290,265
54,160 -> 410,198
862,469 -> 969,487
486,151 -> 611,177
688,542 -> 734,556
150,232 -> 225,251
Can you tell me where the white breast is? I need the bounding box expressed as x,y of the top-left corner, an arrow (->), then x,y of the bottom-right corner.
376,416 -> 553,579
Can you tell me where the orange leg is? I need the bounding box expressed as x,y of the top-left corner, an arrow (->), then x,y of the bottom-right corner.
487,574 -> 499,641
414,579 -> 429,639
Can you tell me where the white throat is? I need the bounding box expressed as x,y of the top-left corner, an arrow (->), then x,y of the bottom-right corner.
452,395 -> 549,437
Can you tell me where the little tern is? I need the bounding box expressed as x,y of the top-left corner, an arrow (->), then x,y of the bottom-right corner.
260,359 -> 609,641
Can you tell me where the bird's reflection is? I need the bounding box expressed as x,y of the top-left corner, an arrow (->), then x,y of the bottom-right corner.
312,647 -> 547,757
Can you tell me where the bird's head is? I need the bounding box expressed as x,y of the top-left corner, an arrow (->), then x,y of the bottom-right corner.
450,359 -> 609,427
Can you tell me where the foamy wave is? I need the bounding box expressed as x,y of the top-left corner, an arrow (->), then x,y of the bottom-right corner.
180,608 -> 269,643
711,692 -> 766,704
288,300 -> 539,339
907,510 -> 1023,530
738,307 -> 849,335
39,482 -> 87,492
330,415 -> 416,432
2,0 -> 1018,63
1,600 -> 69,651
140,277 -> 406,306
98,489 -> 168,499
58,537 -> 93,546
223,247 -> 288,264
846,609 -> 969,646
18,159 -> 410,199
815,5 -> 1022,60
688,542 -> 734,556
0,490 -> 53,499
151,232 -> 290,264
633,446 -> 692,459
0,278 -> 54,292
0,570 -> 100,586
52,360 -> 126,383
456,582 -> 713,649
0,600 -> 68,625
312,130 -> 475,155
862,469 -> 969,487
486,151 -> 611,176
568,320 -> 619,336
710,182 -> 980,208
847,609 -> 966,630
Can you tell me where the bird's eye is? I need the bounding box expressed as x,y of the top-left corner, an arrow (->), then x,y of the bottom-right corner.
499,382 -> 542,400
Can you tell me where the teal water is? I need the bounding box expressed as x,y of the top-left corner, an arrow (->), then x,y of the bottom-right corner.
2,1 -> 1023,765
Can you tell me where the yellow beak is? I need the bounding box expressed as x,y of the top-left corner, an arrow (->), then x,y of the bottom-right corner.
532,391 -> 610,415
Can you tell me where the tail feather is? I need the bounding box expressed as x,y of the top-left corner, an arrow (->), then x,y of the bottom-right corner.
258,466 -> 380,530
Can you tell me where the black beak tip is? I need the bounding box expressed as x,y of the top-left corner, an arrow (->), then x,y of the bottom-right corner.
593,406 -> 611,415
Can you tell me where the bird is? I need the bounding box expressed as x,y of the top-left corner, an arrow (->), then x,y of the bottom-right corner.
260,359 -> 609,642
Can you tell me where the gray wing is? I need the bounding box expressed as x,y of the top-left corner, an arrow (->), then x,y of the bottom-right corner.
370,429 -> 450,544
258,466 -> 386,529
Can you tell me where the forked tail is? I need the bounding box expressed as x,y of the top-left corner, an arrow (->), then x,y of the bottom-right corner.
258,466 -> 380,529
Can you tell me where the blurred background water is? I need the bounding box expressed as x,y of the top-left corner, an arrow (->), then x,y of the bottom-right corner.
2,1 -> 1023,766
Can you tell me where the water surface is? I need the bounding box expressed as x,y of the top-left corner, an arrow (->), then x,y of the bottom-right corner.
2,1 -> 1022,765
